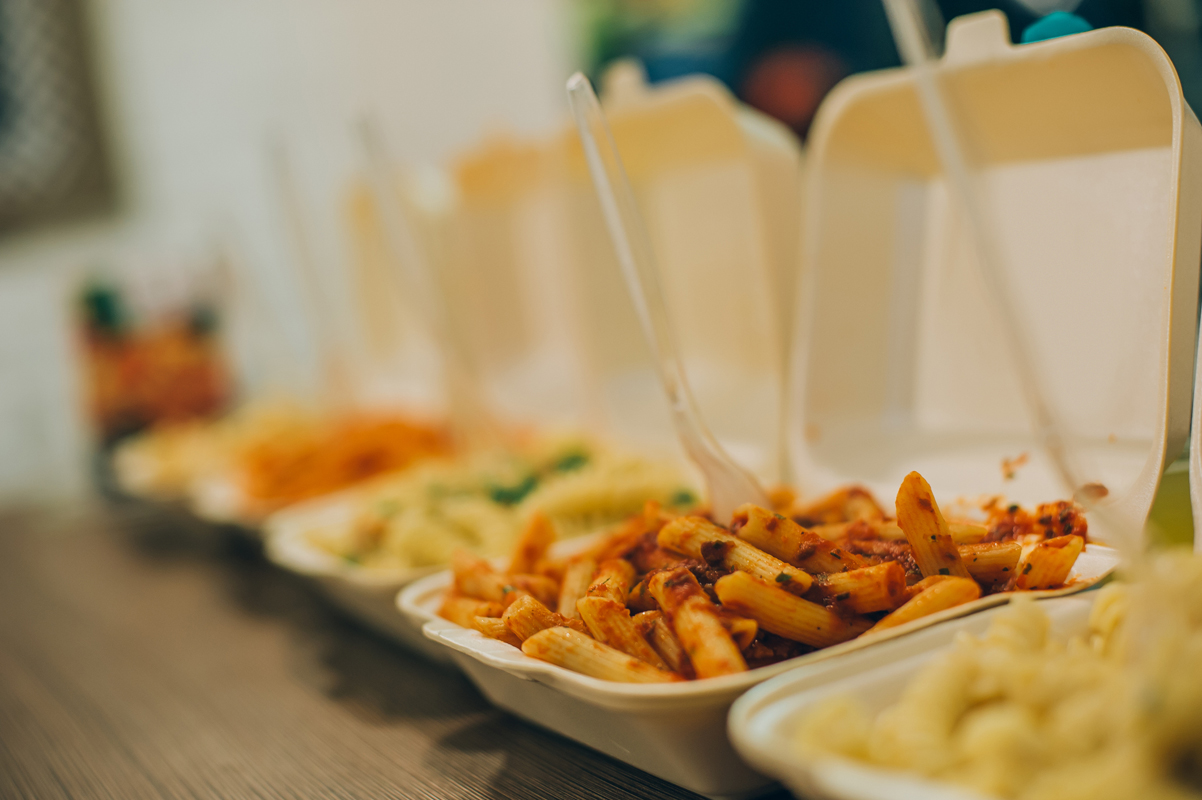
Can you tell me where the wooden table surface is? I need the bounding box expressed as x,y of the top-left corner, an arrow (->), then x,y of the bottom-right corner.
0,501 -> 792,800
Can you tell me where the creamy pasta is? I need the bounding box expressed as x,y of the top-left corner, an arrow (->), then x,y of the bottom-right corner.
796,550 -> 1202,800
308,439 -> 698,570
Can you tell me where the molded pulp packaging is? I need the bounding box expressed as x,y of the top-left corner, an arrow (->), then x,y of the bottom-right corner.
401,565 -> 1100,799
727,597 -> 1095,800
265,69 -> 802,654
790,12 -> 1201,546
555,63 -> 802,480
400,534 -> 1115,798
403,13 -> 1197,798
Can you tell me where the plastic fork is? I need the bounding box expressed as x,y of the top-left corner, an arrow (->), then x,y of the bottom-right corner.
357,118 -> 500,451
880,0 -> 1140,556
566,72 -> 769,521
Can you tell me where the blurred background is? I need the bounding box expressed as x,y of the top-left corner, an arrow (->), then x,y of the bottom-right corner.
4,0 -> 1201,505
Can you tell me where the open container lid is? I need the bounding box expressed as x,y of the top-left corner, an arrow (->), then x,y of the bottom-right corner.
557,62 -> 803,480
789,11 -> 1202,540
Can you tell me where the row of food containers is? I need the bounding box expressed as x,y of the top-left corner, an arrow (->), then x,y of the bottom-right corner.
113,12 -> 1202,800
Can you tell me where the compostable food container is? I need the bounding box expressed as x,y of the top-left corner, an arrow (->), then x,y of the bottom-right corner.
727,596 -> 1096,800
265,64 -> 802,649
789,11 -> 1202,545
556,61 -> 803,481
402,573 -> 1103,799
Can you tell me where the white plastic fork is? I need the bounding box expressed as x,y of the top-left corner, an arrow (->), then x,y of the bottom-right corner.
880,0 -> 1140,556
357,118 -> 500,451
566,72 -> 769,521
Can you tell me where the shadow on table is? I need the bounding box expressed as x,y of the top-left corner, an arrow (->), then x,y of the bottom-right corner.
116,500 -> 489,724
436,712 -> 795,800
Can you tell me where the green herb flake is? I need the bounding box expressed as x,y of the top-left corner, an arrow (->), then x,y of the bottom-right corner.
1023,563 -> 1034,575
834,592 -> 851,602
775,572 -> 792,584
670,489 -> 698,508
938,568 -> 950,575
488,474 -> 539,506
831,551 -> 842,560
774,513 -> 787,521
501,585 -> 516,594
551,451 -> 589,473
1008,504 -> 1020,514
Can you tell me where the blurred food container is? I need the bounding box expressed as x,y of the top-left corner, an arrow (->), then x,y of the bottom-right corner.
1189,310 -> 1202,553
789,12 -> 1202,546
77,268 -> 232,450
400,540 -> 1112,799
727,595 -> 1095,800
262,66 -> 801,648
268,437 -> 696,651
554,61 -> 803,480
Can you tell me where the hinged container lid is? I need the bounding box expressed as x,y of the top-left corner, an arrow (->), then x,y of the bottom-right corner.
790,11 -> 1202,540
557,63 -> 803,480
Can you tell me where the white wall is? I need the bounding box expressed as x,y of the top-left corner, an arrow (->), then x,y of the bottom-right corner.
0,0 -> 573,503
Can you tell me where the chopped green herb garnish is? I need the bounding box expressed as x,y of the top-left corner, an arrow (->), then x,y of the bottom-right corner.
775,572 -> 792,584
938,568 -> 950,575
774,513 -> 787,521
488,474 -> 539,506
670,489 -> 698,508
1022,563 -> 1034,575
1008,504 -> 1020,514
831,551 -> 842,560
835,592 -> 851,602
501,585 -> 516,594
551,451 -> 589,473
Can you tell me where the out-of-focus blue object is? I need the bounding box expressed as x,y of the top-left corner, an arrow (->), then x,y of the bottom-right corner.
1021,11 -> 1093,43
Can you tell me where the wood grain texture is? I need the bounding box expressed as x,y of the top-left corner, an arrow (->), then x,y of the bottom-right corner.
0,503 -> 789,800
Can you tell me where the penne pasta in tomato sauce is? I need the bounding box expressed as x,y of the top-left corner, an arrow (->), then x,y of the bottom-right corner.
436,474 -> 1092,682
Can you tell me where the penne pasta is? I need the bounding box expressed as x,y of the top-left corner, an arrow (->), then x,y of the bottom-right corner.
895,472 -> 971,579
473,616 -> 523,646
452,549 -> 506,600
713,570 -> 871,648
648,567 -> 748,678
439,594 -> 504,628
874,519 -> 988,544
732,505 -> 866,574
646,615 -> 692,676
631,609 -> 661,637
659,516 -> 814,593
1015,535 -> 1084,590
904,574 -> 954,600
502,594 -> 587,641
626,578 -> 658,612
587,558 -> 637,605
715,609 -> 758,650
556,556 -> 597,619
508,512 -> 557,574
439,468 -> 1093,684
812,561 -> 908,614
789,485 -> 885,525
521,627 -> 681,683
507,574 -> 560,608
866,576 -> 981,634
576,596 -> 669,669
959,541 -> 1022,586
